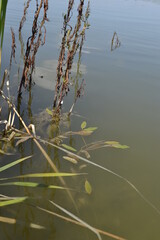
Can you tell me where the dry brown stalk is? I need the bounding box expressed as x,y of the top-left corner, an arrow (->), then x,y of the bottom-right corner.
18,0 -> 48,96
53,0 -> 75,109
53,0 -> 90,114
19,0 -> 31,32
37,205 -> 126,240
10,28 -> 16,62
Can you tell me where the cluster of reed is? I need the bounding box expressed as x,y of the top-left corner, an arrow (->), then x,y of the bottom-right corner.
18,0 -> 48,96
53,0 -> 90,114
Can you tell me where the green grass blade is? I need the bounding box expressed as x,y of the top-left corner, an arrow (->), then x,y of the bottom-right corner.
0,197 -> 27,207
0,181 -> 72,190
0,172 -> 86,181
16,172 -> 82,178
0,155 -> 32,173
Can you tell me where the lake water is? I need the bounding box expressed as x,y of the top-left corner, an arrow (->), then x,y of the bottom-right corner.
1,0 -> 160,239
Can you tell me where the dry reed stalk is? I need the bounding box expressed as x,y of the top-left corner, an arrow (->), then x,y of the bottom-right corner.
53,0 -> 75,109
19,0 -> 31,32
18,0 -> 48,95
37,205 -> 126,240
10,28 -> 16,62
53,0 -> 90,115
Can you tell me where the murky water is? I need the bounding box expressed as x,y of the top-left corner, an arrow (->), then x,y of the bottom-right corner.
1,0 -> 160,239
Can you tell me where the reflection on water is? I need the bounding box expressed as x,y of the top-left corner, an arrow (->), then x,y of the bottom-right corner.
111,32 -> 121,52
32,59 -> 87,91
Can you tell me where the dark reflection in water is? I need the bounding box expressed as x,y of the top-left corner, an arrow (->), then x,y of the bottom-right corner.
111,32 -> 121,52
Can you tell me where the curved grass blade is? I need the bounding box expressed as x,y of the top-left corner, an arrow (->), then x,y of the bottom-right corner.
50,201 -> 102,240
0,155 -> 32,173
0,197 -> 27,207
36,205 -> 126,240
39,139 -> 160,216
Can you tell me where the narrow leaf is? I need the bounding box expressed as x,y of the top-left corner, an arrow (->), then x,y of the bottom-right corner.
0,215 -> 16,224
85,180 -> 92,194
113,144 -> 129,149
16,172 -> 81,178
0,181 -> 70,190
84,127 -> 97,132
61,144 -> 77,152
0,155 -> 32,172
76,130 -> 93,136
105,141 -> 129,149
0,197 -> 27,207
63,156 -> 78,164
0,172 -> 84,181
105,141 -> 119,145
29,223 -> 45,229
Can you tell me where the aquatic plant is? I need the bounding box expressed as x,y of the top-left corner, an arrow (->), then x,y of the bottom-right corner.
0,86 -> 127,240
53,0 -> 90,114
1,1 -> 159,240
18,0 -> 48,95
0,0 -> 8,70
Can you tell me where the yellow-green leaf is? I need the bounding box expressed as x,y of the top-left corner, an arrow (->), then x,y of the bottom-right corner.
85,180 -> 92,194
46,108 -> 53,116
61,144 -> 77,152
63,156 -> 78,164
0,172 -> 84,181
84,127 -> 97,132
0,155 -> 32,173
81,121 -> 87,130
105,141 -> 119,145
0,197 -> 27,207
105,141 -> 129,149
113,144 -> 129,149
0,182 -> 69,190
